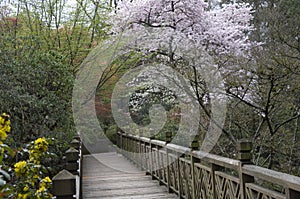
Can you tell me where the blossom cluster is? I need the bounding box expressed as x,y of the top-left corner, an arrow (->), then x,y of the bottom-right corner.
29,137 -> 49,164
16,176 -> 52,199
14,161 -> 27,176
14,137 -> 52,199
109,0 -> 257,56
0,113 -> 11,142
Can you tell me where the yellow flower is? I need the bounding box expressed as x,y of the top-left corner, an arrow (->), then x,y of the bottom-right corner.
5,120 -> 11,125
38,186 -> 45,192
0,129 -> 7,140
42,176 -> 52,183
34,137 -> 48,152
14,161 -> 27,176
3,124 -> 10,133
0,113 -> 11,141
40,176 -> 52,189
23,186 -> 29,192
35,185 -> 47,199
0,113 -> 10,124
29,151 -> 41,164
17,193 -> 29,199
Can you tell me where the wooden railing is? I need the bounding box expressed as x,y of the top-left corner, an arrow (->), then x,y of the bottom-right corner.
117,132 -> 300,199
52,133 -> 83,199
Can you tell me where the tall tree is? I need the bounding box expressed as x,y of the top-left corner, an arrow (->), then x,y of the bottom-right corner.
108,0 -> 256,145
220,0 -> 300,173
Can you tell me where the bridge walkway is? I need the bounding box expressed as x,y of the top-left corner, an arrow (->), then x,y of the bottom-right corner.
82,152 -> 178,199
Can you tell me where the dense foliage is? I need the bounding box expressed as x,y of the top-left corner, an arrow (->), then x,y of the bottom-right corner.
0,0 -> 110,145
0,0 -> 109,196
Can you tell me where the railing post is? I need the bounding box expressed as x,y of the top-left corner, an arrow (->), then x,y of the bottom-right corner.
52,132 -> 82,199
165,131 -> 172,143
286,189 -> 300,199
116,131 -> 119,148
190,134 -> 199,151
65,147 -> 79,175
237,140 -> 253,164
72,132 -> 83,199
128,134 -> 131,157
77,133 -> 83,199
145,140 -> 151,175
149,134 -> 155,180
176,151 -> 182,198
135,136 -> 138,163
124,133 -> 128,157
136,137 -> 140,165
70,139 -> 80,150
138,136 -> 142,169
237,139 -> 254,199
140,138 -> 145,170
190,134 -> 200,199
212,163 -> 222,199
165,131 -> 172,193
120,131 -> 123,150
52,169 -> 76,199
157,144 -> 163,185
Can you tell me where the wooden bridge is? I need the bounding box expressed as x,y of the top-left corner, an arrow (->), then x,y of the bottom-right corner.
54,132 -> 300,199
82,152 -> 178,198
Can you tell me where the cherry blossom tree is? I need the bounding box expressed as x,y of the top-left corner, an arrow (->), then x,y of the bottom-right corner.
106,0 -> 258,145
109,0 -> 255,57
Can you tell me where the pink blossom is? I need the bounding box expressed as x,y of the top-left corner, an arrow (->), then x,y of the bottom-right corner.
109,0 -> 257,56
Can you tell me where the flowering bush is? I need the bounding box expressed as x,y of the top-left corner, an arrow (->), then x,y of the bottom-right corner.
0,113 -> 11,143
13,137 -> 53,199
0,112 -> 55,198
0,113 -> 14,198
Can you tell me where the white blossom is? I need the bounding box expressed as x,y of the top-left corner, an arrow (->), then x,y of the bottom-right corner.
109,0 -> 256,56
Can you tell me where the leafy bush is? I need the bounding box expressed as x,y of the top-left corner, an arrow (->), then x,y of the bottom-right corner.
0,113 -> 69,198
0,49 -> 74,145
0,113 -> 13,197
12,137 -> 53,199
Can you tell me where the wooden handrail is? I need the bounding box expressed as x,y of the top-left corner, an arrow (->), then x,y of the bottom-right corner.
242,165 -> 300,191
192,150 -> 240,170
166,143 -> 190,154
117,131 -> 300,199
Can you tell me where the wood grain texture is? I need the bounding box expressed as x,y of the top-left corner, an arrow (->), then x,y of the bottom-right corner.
82,152 -> 178,199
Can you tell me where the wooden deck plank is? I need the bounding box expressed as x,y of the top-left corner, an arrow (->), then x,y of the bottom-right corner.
82,152 -> 178,199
